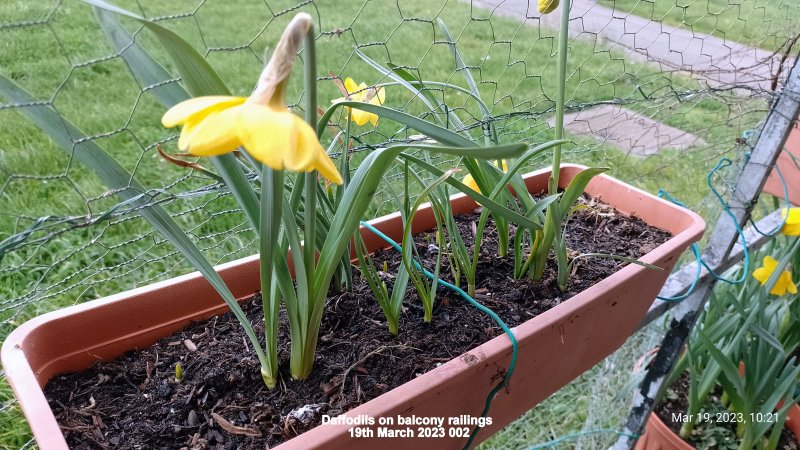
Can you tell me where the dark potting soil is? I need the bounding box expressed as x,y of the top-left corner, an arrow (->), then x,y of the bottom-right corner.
45,196 -> 671,449
655,373 -> 798,449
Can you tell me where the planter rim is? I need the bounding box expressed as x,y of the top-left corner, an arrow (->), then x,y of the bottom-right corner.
1,164 -> 706,450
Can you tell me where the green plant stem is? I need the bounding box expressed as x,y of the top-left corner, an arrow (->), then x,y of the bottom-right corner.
291,22 -> 320,381
335,116 -> 354,290
550,0 -> 570,195
259,167 -> 283,388
303,23 -> 318,281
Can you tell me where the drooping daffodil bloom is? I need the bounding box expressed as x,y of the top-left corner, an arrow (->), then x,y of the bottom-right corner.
781,207 -> 800,236
538,0 -> 559,14
462,160 -> 510,194
332,77 -> 386,127
161,14 -> 342,185
752,255 -> 798,296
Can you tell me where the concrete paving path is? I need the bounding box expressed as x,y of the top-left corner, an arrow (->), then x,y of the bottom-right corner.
547,104 -> 706,156
471,0 -> 786,92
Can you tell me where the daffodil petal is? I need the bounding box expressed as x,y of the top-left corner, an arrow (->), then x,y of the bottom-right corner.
178,119 -> 198,151
781,208 -> 800,236
350,108 -> 371,126
293,116 -> 343,184
375,86 -> 385,105
183,106 -> 243,156
344,77 -> 359,95
778,270 -> 796,295
369,112 -> 378,127
771,271 -> 791,296
462,174 -> 480,193
753,267 -> 769,285
236,104 -> 300,170
771,284 -> 786,296
162,96 -> 246,128
788,279 -> 798,294
763,256 -> 778,271
284,115 -> 321,171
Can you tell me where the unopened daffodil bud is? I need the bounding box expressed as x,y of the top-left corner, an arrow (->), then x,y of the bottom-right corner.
539,0 -> 559,14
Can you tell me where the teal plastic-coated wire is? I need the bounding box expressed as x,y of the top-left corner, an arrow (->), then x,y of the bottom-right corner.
527,428 -> 639,449
359,220 -> 518,450
654,157 -> 753,301
748,163 -> 790,237
703,158 -> 749,284
656,190 -> 702,302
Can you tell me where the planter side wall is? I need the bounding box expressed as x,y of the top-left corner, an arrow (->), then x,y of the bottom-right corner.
635,407 -> 800,450
284,166 -> 701,450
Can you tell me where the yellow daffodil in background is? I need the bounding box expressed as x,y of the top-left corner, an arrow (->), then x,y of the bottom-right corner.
332,77 -> 386,127
781,207 -> 800,236
752,255 -> 798,296
462,160 -> 509,194
538,0 -> 559,14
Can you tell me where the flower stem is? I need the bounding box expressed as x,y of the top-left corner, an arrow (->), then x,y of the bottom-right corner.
303,23 -> 318,280
259,166 -> 283,389
550,0 -> 570,195
304,24 -> 317,128
293,21 -> 319,381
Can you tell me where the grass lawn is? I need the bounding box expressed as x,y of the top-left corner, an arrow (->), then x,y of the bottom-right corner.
601,0 -> 800,52
0,0 -> 769,448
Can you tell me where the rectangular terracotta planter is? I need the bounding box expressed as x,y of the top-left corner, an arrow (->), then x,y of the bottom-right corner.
763,121 -> 800,206
635,405 -> 800,449
2,164 -> 705,449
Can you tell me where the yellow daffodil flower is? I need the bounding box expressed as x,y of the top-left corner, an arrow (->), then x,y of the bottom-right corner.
752,255 -> 798,296
462,160 -> 509,194
781,207 -> 800,236
332,77 -> 386,127
161,13 -> 342,185
539,0 -> 559,14
463,173 -> 480,193
162,97 -> 342,185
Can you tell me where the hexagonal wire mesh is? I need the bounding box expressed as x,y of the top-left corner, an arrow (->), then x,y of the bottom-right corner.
1,0 -> 799,448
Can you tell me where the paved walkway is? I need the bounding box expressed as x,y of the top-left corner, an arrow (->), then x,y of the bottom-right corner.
471,0 -> 786,92
547,104 -> 706,156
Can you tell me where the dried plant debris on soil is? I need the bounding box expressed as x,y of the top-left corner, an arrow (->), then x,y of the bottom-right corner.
656,373 -> 798,449
45,196 -> 671,449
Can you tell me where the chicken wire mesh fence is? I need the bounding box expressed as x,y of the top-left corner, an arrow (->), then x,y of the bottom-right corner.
1,0 -> 799,448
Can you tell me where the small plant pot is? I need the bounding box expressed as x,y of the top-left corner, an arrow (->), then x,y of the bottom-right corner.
2,164 -> 705,449
763,122 -> 800,206
635,405 -> 800,450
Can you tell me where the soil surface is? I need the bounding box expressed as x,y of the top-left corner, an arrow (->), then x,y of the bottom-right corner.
45,196 -> 670,449
655,373 -> 798,449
